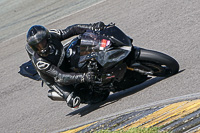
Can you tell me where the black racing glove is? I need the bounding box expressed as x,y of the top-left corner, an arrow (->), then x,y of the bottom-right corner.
92,21 -> 105,31
83,71 -> 96,83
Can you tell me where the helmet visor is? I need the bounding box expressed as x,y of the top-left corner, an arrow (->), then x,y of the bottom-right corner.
35,39 -> 48,52
33,39 -> 50,57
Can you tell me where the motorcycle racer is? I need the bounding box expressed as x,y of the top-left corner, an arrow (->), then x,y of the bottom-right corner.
26,22 -> 105,108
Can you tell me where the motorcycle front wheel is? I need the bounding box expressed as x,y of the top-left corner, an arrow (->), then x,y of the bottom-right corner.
134,48 -> 179,77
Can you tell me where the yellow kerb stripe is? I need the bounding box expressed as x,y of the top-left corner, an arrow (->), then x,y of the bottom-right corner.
154,99 -> 200,127
61,122 -> 97,133
123,99 -> 200,131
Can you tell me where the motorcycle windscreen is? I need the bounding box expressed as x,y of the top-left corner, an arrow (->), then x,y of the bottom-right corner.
79,30 -> 131,68
79,32 -> 100,56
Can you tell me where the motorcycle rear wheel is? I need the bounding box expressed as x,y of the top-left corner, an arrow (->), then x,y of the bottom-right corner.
135,48 -> 179,77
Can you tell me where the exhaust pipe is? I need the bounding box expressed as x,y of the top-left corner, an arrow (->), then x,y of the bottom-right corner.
48,90 -> 65,101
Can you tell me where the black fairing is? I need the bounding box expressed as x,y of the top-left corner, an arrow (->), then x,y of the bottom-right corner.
100,25 -> 132,47
79,26 -> 132,69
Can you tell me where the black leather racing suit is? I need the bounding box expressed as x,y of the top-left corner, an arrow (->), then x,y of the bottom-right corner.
26,24 -> 96,99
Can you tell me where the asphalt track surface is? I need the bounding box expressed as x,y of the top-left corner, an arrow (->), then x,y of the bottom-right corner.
0,0 -> 200,132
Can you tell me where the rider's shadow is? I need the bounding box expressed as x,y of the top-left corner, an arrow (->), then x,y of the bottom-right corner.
66,76 -> 166,117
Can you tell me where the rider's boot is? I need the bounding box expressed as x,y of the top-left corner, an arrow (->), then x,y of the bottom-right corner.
66,92 -> 81,108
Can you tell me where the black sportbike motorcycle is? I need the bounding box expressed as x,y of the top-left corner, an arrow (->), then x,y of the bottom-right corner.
19,23 -> 179,105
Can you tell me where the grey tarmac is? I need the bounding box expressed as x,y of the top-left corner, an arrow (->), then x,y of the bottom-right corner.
0,0 -> 200,132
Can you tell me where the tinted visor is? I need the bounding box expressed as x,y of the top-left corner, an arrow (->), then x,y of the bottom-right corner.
31,39 -> 50,57
35,39 -> 48,52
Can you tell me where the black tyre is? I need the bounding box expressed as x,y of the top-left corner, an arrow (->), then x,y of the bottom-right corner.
136,48 -> 179,77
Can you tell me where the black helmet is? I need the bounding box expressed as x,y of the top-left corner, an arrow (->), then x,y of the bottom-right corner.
27,25 -> 50,57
